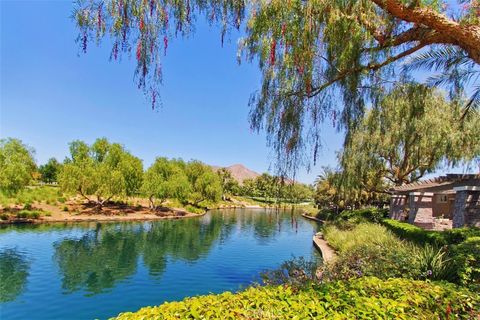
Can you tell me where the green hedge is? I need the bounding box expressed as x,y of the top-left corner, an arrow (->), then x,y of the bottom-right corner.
316,208 -> 388,223
382,219 -> 480,287
112,277 -> 479,319
381,219 -> 445,245
381,219 -> 480,246
451,237 -> 480,287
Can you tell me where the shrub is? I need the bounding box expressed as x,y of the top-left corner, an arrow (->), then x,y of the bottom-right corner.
451,237 -> 480,288
339,208 -> 388,223
112,277 -> 479,320
184,205 -> 205,215
382,219 -> 480,246
316,208 -> 388,224
16,210 -> 41,219
314,209 -> 337,221
0,186 -> 62,208
57,197 -> 66,203
324,223 -> 400,253
443,228 -> 480,244
0,214 -> 8,221
323,223 -> 420,280
62,206 -> 69,212
23,202 -> 33,210
381,219 -> 446,245
16,211 -> 28,219
414,244 -> 456,282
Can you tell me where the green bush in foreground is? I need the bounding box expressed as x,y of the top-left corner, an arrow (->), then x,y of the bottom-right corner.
381,219 -> 480,287
112,277 -> 479,320
451,237 -> 480,288
381,219 -> 480,246
315,208 -> 388,224
323,223 -> 458,283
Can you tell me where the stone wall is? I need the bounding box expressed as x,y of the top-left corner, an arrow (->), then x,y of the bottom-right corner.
408,193 -> 434,229
389,195 -> 407,220
453,190 -> 480,228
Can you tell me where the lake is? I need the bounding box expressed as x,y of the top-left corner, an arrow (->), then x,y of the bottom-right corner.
0,208 -> 320,320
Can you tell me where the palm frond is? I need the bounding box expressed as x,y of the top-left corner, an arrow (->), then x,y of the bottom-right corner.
403,46 -> 472,73
427,69 -> 480,88
461,85 -> 480,120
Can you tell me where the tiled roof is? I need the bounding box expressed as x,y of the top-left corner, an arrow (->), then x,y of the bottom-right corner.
391,174 -> 480,192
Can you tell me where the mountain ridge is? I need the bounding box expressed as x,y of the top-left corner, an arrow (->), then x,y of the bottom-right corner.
211,164 -> 261,184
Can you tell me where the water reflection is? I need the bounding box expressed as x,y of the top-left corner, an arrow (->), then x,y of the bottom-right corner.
54,224 -> 140,295
52,209 -> 303,296
0,248 -> 30,302
0,209 -> 318,320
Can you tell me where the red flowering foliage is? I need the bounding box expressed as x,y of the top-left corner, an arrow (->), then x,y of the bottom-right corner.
136,41 -> 142,61
270,40 -> 276,66
163,36 -> 168,56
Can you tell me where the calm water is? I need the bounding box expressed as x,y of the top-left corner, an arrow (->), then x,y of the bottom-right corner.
0,208 -> 320,320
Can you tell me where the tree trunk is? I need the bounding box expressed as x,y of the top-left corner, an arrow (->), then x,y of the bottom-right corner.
149,195 -> 156,211
371,0 -> 480,64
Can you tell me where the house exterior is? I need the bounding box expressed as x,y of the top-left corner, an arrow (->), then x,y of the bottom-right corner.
389,174 -> 480,230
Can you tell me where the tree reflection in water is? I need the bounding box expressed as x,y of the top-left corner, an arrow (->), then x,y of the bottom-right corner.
0,248 -> 30,302
54,223 -> 140,296
53,209 -> 300,296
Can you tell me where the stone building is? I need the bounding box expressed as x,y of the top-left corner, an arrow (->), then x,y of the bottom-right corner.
389,174 -> 480,230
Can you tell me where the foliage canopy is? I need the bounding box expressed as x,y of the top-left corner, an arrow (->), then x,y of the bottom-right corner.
0,138 -> 36,195
341,82 -> 480,186
185,161 -> 222,205
74,0 -> 480,173
142,157 -> 190,208
39,158 -> 62,184
58,138 -> 143,206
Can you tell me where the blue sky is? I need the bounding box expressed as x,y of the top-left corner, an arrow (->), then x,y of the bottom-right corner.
0,0 -> 342,183
1,1 -> 475,184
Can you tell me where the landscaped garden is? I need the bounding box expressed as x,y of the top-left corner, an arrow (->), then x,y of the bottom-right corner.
112,208 -> 479,319
2,0 -> 480,318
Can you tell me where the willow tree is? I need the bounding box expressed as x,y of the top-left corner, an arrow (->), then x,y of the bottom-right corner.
74,0 -> 480,172
142,157 -> 190,209
184,161 -> 222,206
314,166 -> 387,209
0,138 -> 36,195
341,82 -> 480,187
58,138 -> 144,207
217,168 -> 239,200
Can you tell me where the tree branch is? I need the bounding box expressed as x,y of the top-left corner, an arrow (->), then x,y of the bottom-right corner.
369,0 -> 480,63
288,42 -> 427,99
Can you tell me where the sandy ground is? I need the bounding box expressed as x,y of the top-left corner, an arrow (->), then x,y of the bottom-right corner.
0,200 -> 204,224
0,196 -> 276,225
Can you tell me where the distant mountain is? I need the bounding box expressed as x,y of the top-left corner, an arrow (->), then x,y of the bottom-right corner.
212,164 -> 261,184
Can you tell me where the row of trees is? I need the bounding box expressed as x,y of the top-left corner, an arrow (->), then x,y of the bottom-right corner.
0,137 -> 222,208
0,137 -> 313,208
240,174 -> 314,204
58,139 -> 224,209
